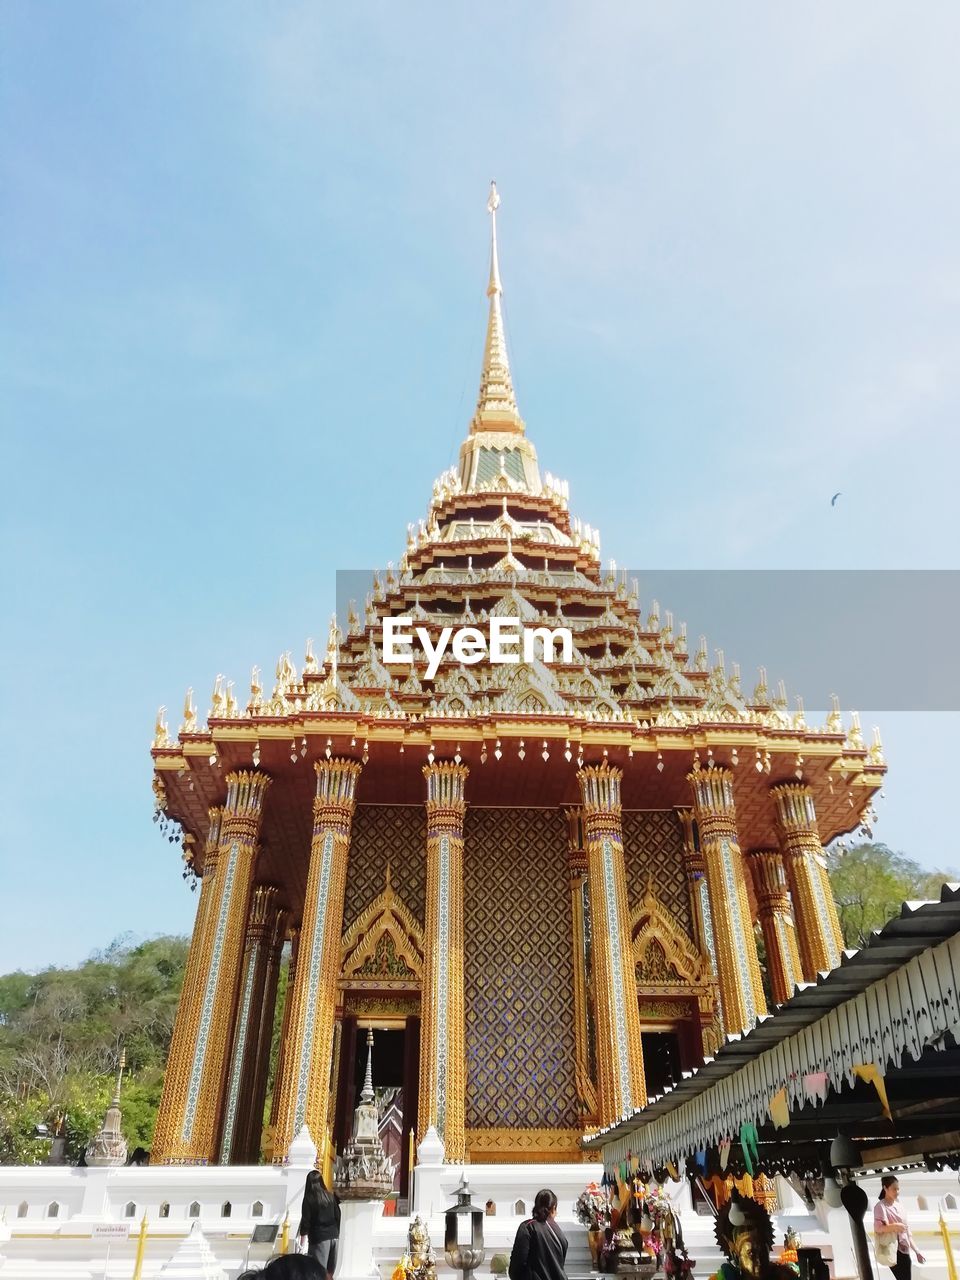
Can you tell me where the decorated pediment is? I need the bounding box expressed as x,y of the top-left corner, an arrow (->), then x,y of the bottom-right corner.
341,867 -> 424,986
495,660 -> 566,716
630,881 -> 710,988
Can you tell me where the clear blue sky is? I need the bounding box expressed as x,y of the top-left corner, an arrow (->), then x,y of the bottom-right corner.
2,3 -> 958,972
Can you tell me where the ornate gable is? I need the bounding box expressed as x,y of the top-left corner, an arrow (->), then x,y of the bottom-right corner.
630,881 -> 710,988
341,867 -> 424,989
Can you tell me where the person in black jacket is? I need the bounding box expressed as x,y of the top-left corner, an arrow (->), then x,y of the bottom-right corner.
297,1170 -> 341,1277
509,1189 -> 568,1280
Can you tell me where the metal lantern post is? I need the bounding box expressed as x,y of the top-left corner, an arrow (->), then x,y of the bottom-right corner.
830,1133 -> 873,1280
445,1174 -> 485,1280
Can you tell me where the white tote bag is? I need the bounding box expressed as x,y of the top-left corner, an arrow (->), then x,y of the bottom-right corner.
874,1205 -> 899,1268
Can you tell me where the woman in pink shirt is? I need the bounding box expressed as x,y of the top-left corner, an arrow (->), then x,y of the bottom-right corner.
874,1176 -> 925,1279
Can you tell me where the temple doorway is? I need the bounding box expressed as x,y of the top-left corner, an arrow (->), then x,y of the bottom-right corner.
641,1030 -> 682,1096
333,1015 -> 420,1210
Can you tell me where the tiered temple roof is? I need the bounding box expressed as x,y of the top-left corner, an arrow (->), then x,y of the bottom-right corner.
152,183 -> 884,893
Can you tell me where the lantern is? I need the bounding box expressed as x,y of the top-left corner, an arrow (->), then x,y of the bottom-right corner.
445,1174 -> 485,1280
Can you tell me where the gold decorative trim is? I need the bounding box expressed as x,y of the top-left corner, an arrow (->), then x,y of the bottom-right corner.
466,1128 -> 583,1163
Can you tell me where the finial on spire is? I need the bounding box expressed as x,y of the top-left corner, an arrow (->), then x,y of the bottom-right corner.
471,181 -> 523,433
360,1029 -> 376,1105
487,180 -> 502,298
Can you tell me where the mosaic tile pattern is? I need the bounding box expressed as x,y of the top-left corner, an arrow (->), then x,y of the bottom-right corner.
602,836 -> 634,1114
294,830 -> 335,1131
219,937 -> 260,1162
345,805 -> 427,928
435,833 -> 450,1132
463,807 -> 579,1130
719,836 -> 757,1026
182,841 -> 240,1142
621,810 -> 692,937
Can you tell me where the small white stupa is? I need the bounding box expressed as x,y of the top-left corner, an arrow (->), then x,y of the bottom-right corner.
158,1221 -> 226,1279
334,1029 -> 395,1200
85,1050 -> 128,1167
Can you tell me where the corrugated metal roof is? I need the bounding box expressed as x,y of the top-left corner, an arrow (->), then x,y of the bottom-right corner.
582,883 -> 960,1150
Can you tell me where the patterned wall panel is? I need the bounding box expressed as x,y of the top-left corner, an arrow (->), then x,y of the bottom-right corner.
622,810 -> 692,937
463,807 -> 580,1130
345,805 -> 427,930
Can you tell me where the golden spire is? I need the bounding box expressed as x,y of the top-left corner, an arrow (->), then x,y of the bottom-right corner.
471,180 -> 523,434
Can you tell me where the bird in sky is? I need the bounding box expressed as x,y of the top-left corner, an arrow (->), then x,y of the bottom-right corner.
831,492 -> 842,507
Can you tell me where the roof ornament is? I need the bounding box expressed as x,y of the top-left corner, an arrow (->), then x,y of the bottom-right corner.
471,182 -> 523,433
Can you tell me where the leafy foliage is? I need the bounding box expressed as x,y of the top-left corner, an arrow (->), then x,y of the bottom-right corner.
0,935 -> 188,1165
826,842 -> 955,948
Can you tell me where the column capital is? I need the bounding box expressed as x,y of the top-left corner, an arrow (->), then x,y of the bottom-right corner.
772,781 -> 819,835
688,765 -> 736,817
576,762 -> 622,816
313,758 -> 362,828
676,808 -> 705,877
224,770 -> 272,816
247,884 -> 282,943
422,761 -> 469,820
206,805 -> 225,849
746,849 -> 791,911
563,808 -> 587,879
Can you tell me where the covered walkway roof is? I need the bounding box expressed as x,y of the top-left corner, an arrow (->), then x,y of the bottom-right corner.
584,884 -> 960,1174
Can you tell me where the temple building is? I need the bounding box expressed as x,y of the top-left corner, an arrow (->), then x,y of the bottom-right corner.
149,185 -> 885,1184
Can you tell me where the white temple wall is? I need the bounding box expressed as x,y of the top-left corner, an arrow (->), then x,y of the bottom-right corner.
1,1162 -> 959,1278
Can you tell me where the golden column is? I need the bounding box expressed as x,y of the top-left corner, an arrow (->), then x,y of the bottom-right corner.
152,805 -> 224,1164
272,759 -> 362,1160
746,851 -> 803,1007
677,808 -> 723,1057
688,766 -> 767,1035
577,763 -> 646,1127
241,903 -> 289,1164
772,783 -> 844,978
218,884 -> 287,1164
179,771 -> 271,1161
565,808 -> 598,1127
677,809 -> 719,980
267,926 -> 300,1146
419,761 -> 468,1161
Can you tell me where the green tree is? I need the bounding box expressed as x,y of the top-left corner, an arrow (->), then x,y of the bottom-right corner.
827,842 -> 955,948
0,935 -> 188,1165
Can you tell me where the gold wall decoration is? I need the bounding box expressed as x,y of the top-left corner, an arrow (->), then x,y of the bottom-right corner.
688,767 -> 767,1036
638,998 -> 696,1021
343,992 -> 421,1019
466,1127 -> 583,1163
464,806 -> 581,1139
271,758 -> 361,1161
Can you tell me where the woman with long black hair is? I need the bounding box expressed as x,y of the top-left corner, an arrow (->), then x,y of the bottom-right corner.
509,1189 -> 568,1280
874,1175 -> 925,1280
297,1169 -> 341,1278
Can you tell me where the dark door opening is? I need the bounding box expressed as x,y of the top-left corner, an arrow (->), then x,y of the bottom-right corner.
641,1030 -> 682,1096
335,1019 -> 419,1208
